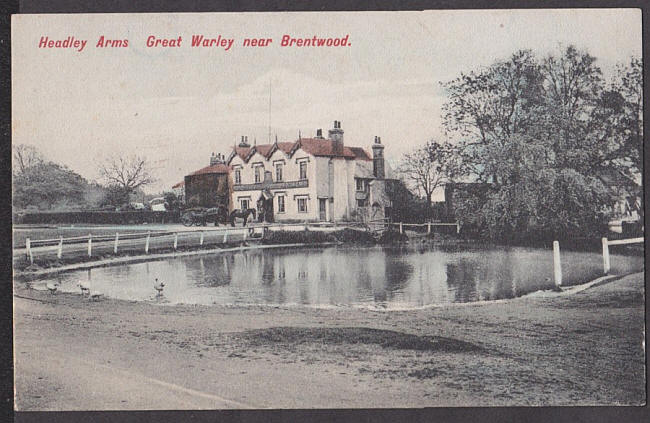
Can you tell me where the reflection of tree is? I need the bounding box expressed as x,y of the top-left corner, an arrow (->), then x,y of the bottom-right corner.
383,254 -> 414,293
445,259 -> 478,303
261,254 -> 274,285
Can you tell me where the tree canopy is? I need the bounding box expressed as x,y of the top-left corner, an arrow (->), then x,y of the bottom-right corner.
440,47 -> 641,241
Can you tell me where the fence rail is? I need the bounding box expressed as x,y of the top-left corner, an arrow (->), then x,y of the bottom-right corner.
17,220 -> 461,265
551,236 -> 644,287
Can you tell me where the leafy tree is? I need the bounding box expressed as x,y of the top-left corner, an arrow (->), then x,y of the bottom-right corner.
13,161 -> 87,210
100,184 -> 130,208
163,191 -> 182,211
441,46 -> 639,240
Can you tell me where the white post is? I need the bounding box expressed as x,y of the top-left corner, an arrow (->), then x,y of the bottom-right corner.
114,232 -> 119,254
57,236 -> 63,259
199,231 -> 204,246
26,238 -> 33,264
456,222 -> 460,234
223,229 -> 228,243
553,240 -> 562,287
427,223 -> 431,234
87,234 -> 92,257
602,237 -> 610,275
173,233 -> 178,250
145,232 -> 150,253
399,222 -> 403,234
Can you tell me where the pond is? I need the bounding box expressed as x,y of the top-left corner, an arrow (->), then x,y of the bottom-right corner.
34,244 -> 644,309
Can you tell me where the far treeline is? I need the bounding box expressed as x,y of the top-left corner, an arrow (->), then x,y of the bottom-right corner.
398,46 -> 642,242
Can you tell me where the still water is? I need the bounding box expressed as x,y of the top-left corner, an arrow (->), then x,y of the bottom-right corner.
38,245 -> 643,309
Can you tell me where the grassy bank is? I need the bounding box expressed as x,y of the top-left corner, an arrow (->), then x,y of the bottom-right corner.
13,272 -> 645,409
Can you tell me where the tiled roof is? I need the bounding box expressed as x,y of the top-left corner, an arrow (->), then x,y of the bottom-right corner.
228,138 -> 372,162
296,138 -> 372,160
187,163 -> 230,176
172,181 -> 185,189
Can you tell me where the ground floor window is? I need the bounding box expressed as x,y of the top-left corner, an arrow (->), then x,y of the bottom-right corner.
277,195 -> 285,213
357,199 -> 368,207
240,199 -> 250,210
297,197 -> 308,213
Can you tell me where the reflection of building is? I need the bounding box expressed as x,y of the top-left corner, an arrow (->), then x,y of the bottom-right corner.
225,121 -> 395,222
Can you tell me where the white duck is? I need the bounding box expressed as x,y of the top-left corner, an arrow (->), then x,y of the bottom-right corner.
154,279 -> 165,296
46,282 -> 59,294
77,281 -> 90,295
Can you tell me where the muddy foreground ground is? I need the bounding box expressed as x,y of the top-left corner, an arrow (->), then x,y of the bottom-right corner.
13,272 -> 645,410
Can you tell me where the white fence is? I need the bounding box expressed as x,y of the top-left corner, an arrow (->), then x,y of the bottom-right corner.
19,222 -> 372,264
552,236 -> 644,287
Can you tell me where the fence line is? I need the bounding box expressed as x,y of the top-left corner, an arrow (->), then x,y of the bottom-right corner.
601,237 -> 644,275
19,220 -> 461,263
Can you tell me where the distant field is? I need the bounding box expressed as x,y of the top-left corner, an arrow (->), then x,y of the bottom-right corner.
12,225 -> 155,249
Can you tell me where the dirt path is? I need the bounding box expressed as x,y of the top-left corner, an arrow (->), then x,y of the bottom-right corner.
13,272 -> 645,410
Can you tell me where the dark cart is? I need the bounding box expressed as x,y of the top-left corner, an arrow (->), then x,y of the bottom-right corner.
180,207 -> 228,227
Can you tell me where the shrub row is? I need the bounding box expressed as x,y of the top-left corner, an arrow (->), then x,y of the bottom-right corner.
14,210 -> 179,225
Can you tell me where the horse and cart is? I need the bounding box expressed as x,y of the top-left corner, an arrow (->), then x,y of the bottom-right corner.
180,206 -> 257,227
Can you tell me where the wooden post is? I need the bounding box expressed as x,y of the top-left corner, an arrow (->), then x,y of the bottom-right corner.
57,236 -> 63,259
114,232 -> 119,254
173,233 -> 178,250
553,240 -> 562,287
223,229 -> 228,243
87,234 -> 92,257
602,237 -> 610,275
399,222 -> 403,234
145,232 -> 151,253
26,238 -> 33,264
199,231 -> 204,246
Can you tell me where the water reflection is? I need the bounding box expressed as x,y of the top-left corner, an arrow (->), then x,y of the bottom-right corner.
40,245 -> 644,309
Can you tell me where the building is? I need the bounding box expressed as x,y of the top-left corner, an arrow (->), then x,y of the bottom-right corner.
171,180 -> 185,203
183,153 -> 232,209
225,121 -> 395,222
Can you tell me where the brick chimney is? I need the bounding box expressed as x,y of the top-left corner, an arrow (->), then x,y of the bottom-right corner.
328,120 -> 344,154
372,136 -> 385,179
210,152 -> 225,166
238,135 -> 250,148
315,128 -> 324,139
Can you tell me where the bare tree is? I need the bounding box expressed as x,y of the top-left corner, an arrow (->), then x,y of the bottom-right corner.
13,144 -> 44,175
98,154 -> 156,197
398,140 -> 455,217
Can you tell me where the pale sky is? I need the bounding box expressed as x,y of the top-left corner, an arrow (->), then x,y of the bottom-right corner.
12,9 -> 642,192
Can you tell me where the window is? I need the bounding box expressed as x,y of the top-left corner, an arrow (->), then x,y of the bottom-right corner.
357,199 -> 368,207
234,169 -> 241,185
356,178 -> 365,191
240,199 -> 249,210
277,195 -> 285,213
297,197 -> 308,213
299,161 -> 307,180
254,166 -> 262,183
275,163 -> 283,182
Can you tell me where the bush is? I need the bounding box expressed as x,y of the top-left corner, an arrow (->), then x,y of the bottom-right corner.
261,230 -> 337,245
331,228 -> 376,244
378,229 -> 409,244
